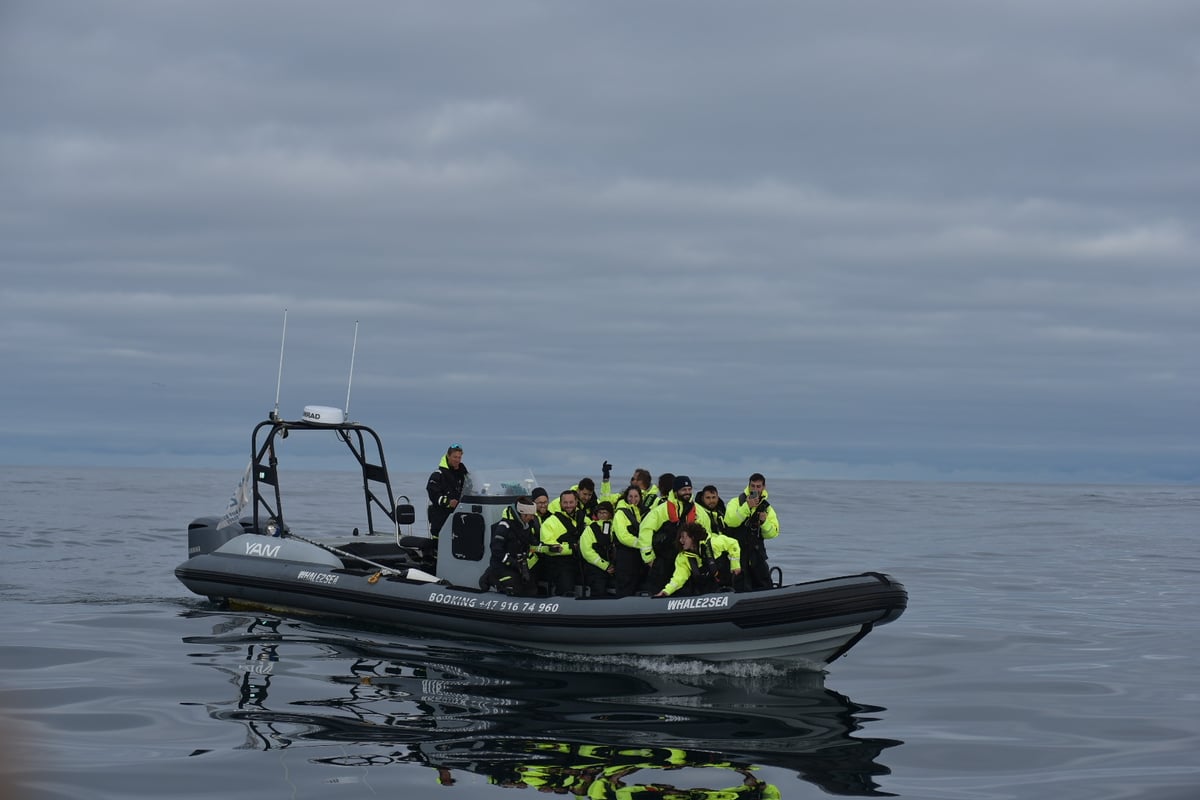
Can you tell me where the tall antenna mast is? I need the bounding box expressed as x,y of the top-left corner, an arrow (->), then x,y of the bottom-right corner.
272,308 -> 288,420
344,320 -> 359,418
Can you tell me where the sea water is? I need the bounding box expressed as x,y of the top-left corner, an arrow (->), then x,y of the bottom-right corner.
0,466 -> 1196,799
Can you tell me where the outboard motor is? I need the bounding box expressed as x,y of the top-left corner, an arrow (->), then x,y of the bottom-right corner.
187,516 -> 246,558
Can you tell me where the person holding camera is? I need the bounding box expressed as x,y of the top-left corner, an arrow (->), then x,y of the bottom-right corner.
722,473 -> 780,591
538,489 -> 587,596
482,497 -> 540,596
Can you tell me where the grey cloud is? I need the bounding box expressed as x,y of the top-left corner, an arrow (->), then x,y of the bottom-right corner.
1,1 -> 1196,482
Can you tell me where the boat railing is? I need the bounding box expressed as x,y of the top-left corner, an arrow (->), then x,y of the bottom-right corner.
248,415 -> 399,538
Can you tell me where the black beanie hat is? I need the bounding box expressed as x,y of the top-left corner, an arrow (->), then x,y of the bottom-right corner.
673,475 -> 692,491
531,487 -> 549,500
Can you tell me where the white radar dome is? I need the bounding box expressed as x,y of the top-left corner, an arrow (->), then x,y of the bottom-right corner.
302,405 -> 345,424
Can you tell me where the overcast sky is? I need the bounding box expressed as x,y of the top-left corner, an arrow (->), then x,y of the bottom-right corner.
2,1 -> 1196,485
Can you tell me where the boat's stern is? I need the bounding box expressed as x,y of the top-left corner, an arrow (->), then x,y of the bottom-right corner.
186,515 -> 246,558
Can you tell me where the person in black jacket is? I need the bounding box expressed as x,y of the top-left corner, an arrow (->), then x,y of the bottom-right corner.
481,497 -> 540,596
425,444 -> 468,539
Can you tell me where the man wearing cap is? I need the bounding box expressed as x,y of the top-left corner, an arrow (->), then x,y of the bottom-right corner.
483,496 -> 540,597
637,474 -> 699,595
426,444 -> 469,539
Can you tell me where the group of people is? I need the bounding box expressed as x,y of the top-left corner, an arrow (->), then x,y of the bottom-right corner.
426,446 -> 782,600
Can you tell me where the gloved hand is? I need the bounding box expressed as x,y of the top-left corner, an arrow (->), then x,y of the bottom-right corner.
602,460 -> 612,480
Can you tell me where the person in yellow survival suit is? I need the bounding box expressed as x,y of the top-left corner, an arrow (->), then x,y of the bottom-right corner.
638,474 -> 698,594
538,489 -> 586,597
722,472 -> 780,591
579,501 -> 617,597
611,484 -> 645,597
657,522 -> 739,597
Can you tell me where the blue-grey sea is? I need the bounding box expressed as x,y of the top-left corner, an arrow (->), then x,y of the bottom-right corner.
1,466 -> 1196,799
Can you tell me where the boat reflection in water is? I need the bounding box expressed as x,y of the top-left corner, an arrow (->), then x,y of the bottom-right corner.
184,612 -> 902,797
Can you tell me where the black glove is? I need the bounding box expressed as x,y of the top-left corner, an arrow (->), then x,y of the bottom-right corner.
602,460 -> 612,480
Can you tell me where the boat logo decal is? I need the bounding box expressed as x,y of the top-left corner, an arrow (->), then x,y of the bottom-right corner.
297,570 -> 339,585
666,595 -> 731,611
245,541 -> 281,558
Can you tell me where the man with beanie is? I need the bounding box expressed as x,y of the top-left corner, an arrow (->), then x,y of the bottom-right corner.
637,474 -> 699,594
531,487 -> 551,524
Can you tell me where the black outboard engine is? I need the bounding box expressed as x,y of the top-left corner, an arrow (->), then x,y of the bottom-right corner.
187,516 -> 246,557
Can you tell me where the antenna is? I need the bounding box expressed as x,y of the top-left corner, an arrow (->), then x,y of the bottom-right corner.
272,308 -> 288,421
345,320 -> 359,418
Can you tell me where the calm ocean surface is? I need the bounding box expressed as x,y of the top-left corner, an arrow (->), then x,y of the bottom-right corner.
1,466 -> 1196,799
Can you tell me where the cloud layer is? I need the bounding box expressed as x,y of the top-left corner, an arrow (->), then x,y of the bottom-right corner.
2,1 -> 1197,483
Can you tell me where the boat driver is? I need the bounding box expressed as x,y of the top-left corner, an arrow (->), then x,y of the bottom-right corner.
426,443 -> 468,539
